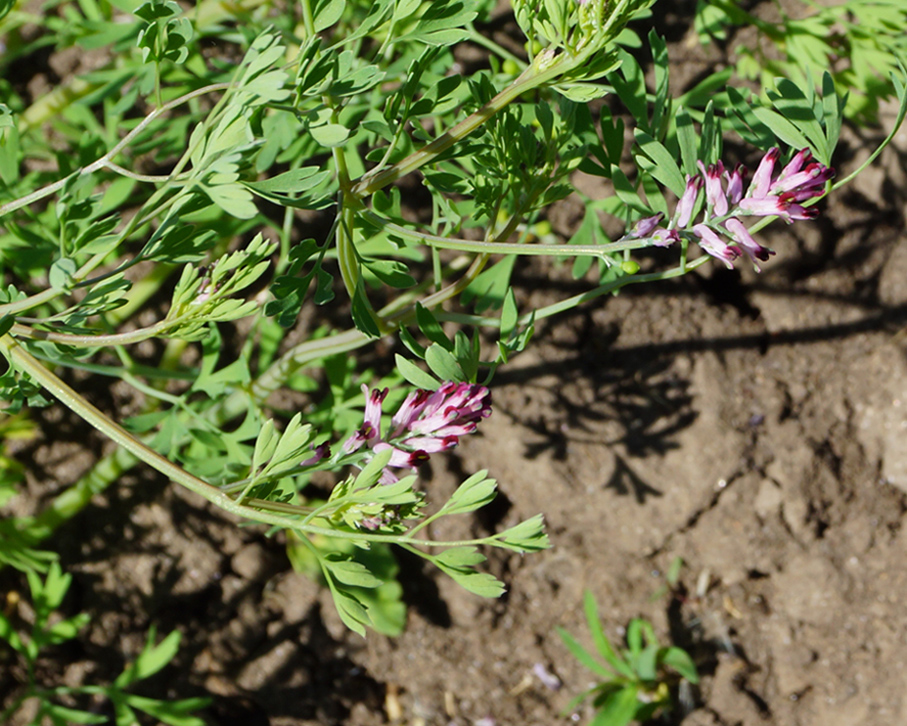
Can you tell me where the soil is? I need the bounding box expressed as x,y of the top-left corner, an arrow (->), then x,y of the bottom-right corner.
4,3 -> 907,726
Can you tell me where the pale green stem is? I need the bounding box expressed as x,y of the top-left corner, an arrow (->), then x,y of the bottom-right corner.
10,321 -> 173,348
102,161 -> 185,184
0,332 -> 475,547
832,95 -> 907,191
370,214 -> 650,260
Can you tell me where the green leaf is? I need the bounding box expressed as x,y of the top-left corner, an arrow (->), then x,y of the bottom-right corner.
397,0 -> 477,46
500,288 -> 518,341
439,470 -> 497,515
661,646 -> 699,683
648,30 -> 670,135
0,104 -> 20,185
415,303 -> 453,350
327,583 -> 370,637
116,628 -> 182,687
495,514 -> 549,553
252,420 -> 278,474
699,100 -> 721,165
265,239 -> 330,327
395,354 -> 439,389
599,108 -> 625,170
435,547 -> 487,568
584,591 -> 635,678
43,704 -> 107,725
590,685 -> 639,726
0,612 -> 24,653
48,258 -> 77,292
675,67 -> 732,110
636,643 -> 659,681
201,182 -> 258,219
608,49 -> 648,132
363,258 -> 417,288
32,560 -> 71,614
353,448 -> 394,492
313,0 -> 344,31
425,343 -> 465,382
245,167 -> 331,194
453,331 -> 479,382
461,255 -> 516,313
122,694 -> 209,726
323,556 -> 383,588
113,698 -> 137,726
609,165 -> 650,214
190,354 -> 251,399
634,130 -> 685,197
44,613 -> 91,645
821,71 -> 844,164
69,276 -> 131,318
351,279 -> 381,338
553,82 -> 610,102
626,618 -> 644,660
435,562 -> 504,598
557,626 -> 614,679
310,123 -> 351,147
263,413 -> 314,475
768,78 -> 828,161
751,105 -> 812,153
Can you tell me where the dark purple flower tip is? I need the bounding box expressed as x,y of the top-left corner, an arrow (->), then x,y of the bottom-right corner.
300,442 -> 331,468
408,450 -> 430,466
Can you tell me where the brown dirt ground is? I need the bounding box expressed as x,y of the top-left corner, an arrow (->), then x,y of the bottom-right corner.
4,4 -> 907,726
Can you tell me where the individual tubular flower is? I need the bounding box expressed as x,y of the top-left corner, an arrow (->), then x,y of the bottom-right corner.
723,217 -> 772,266
342,385 -> 387,453
674,175 -> 703,228
692,224 -> 741,269
724,163 -> 746,207
699,160 -> 729,216
342,382 -> 492,482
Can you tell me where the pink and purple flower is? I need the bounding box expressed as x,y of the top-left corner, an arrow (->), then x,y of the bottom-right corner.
343,382 -> 492,482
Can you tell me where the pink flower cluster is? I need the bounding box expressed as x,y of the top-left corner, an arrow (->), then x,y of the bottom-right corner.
343,382 -> 492,482
630,147 -> 833,270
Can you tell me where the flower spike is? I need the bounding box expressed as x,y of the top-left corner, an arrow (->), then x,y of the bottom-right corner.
343,382 -> 492,482
634,147 -> 832,271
